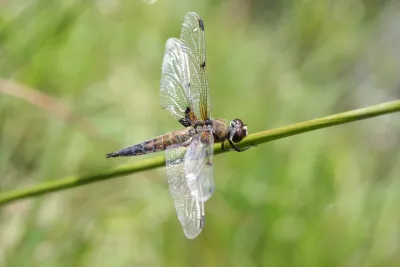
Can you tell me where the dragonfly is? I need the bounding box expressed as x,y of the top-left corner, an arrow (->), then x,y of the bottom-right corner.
106,12 -> 253,239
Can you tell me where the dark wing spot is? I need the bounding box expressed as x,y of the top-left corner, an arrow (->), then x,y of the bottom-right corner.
201,61 -> 206,69
179,118 -> 191,127
198,18 -> 204,31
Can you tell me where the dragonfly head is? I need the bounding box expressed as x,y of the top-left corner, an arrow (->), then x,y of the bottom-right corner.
229,119 -> 248,143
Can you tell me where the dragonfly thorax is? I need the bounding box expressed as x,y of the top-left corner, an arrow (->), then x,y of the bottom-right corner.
210,118 -> 230,141
209,118 -> 248,143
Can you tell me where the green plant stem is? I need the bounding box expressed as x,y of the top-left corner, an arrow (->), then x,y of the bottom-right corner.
0,100 -> 399,206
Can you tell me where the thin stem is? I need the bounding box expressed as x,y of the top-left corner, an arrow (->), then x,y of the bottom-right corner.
0,100 -> 399,206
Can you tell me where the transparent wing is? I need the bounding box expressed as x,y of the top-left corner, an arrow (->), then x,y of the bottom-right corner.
180,12 -> 211,121
165,143 -> 204,239
184,131 -> 215,202
160,12 -> 211,122
160,38 -> 191,121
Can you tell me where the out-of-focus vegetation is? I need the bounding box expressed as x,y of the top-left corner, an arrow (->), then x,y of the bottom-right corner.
0,0 -> 399,266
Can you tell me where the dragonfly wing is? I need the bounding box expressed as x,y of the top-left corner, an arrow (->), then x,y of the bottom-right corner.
160,38 -> 191,121
160,12 -> 211,123
165,143 -> 204,239
180,12 -> 211,121
184,131 -> 215,202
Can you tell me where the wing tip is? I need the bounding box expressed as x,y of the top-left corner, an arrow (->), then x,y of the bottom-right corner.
182,215 -> 205,240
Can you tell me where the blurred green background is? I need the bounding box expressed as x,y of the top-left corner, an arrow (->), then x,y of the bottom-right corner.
1,0 -> 400,266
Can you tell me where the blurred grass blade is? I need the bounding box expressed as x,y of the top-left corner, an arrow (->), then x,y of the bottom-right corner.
0,78 -> 111,142
0,100 -> 399,206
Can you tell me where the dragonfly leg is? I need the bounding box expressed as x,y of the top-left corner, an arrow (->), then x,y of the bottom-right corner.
221,140 -> 230,151
228,138 -> 254,152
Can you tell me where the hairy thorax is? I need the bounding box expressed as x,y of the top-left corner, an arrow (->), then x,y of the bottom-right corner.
211,118 -> 229,142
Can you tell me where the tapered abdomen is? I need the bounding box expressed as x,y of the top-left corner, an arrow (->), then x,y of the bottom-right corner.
106,129 -> 191,158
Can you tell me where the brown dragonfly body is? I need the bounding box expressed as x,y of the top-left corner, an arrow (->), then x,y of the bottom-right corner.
106,118 -> 230,157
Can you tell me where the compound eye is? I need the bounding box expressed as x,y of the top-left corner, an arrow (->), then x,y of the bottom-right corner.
235,119 -> 243,127
232,127 -> 246,143
231,120 -> 247,143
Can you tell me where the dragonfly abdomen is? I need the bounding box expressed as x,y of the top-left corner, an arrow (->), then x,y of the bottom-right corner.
106,129 -> 192,158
